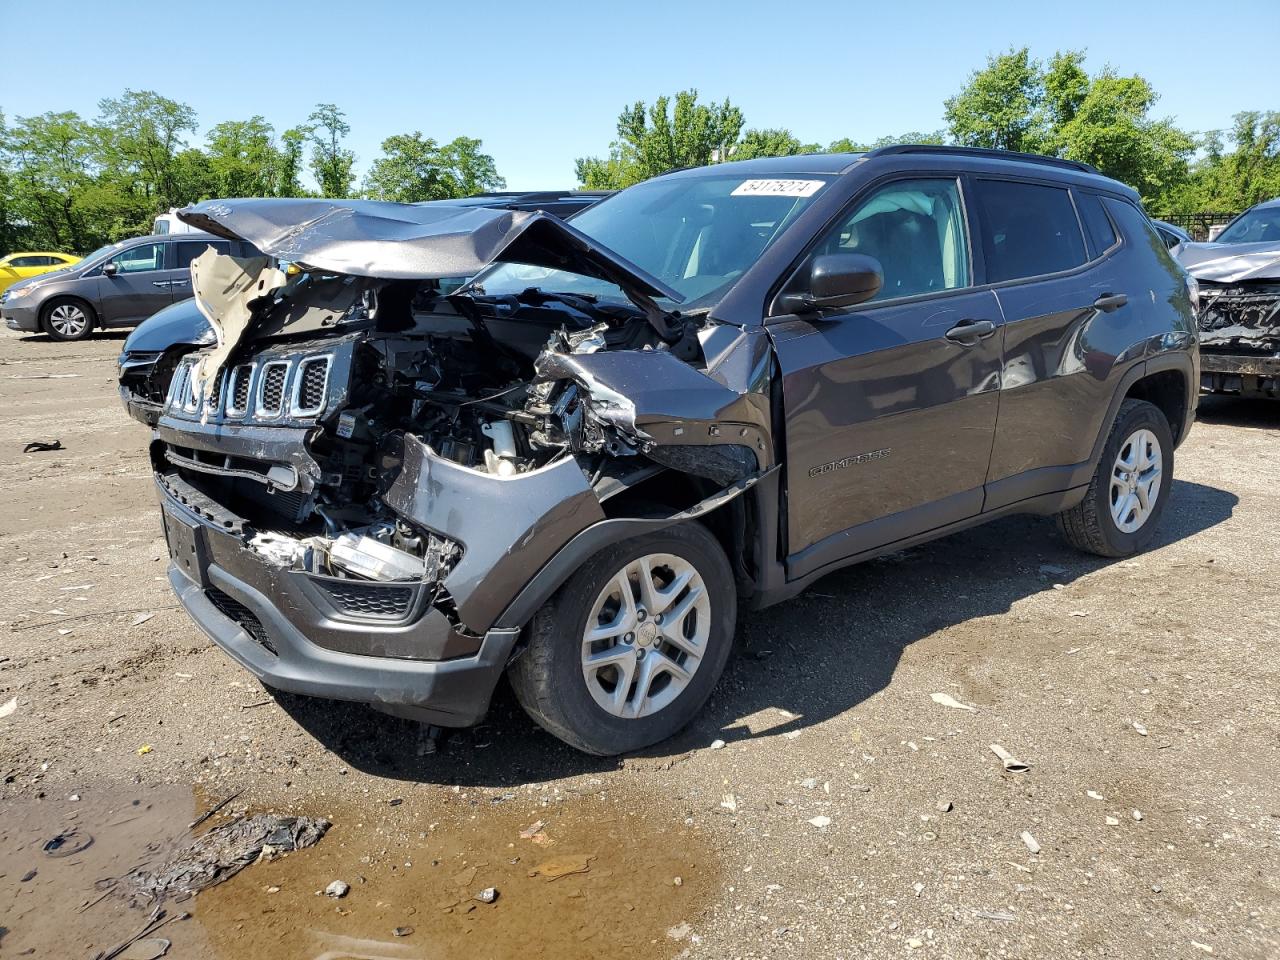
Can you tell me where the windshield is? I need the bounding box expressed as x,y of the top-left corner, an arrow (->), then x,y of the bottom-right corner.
471,173 -> 830,308
1215,206 -> 1280,245
77,242 -> 124,266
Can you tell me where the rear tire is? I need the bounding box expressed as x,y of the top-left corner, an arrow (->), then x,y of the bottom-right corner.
41,298 -> 96,342
1056,398 -> 1174,557
509,522 -> 736,756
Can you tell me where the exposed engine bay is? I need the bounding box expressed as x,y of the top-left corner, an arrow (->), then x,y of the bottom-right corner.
152,207 -> 773,641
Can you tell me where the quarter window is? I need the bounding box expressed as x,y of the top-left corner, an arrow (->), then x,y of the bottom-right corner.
1076,192 -> 1118,258
815,178 -> 971,302
973,180 -> 1087,283
9,255 -> 48,267
109,242 -> 165,274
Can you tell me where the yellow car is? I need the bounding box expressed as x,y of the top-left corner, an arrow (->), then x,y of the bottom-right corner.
0,251 -> 82,296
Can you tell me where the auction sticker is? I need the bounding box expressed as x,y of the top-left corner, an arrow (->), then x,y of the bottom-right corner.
731,179 -> 825,197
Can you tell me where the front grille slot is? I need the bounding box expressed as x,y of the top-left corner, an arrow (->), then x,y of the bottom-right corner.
227,364 -> 255,416
206,588 -> 276,654
292,356 -> 331,416
204,370 -> 225,415
257,362 -> 289,417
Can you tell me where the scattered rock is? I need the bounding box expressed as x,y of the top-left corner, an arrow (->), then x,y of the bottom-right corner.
807,816 -> 832,829
936,800 -> 953,813
1020,831 -> 1041,855
519,820 -> 546,840
673,876 -> 683,887
930,692 -> 976,711
799,777 -> 818,789
1133,721 -> 1149,736
131,612 -> 155,627
324,880 -> 349,898
1106,816 -> 1120,826
0,697 -> 16,719
1132,809 -> 1144,821
1068,610 -> 1090,617
709,739 -> 726,750
474,887 -> 498,904
393,926 -> 414,937
1086,790 -> 1104,800
720,793 -> 738,813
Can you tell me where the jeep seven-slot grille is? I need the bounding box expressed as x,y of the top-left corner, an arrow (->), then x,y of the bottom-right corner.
258,363 -> 288,415
296,357 -> 330,413
228,365 -> 253,414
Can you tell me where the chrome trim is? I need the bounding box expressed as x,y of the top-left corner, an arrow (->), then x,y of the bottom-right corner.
255,360 -> 291,418
225,363 -> 256,417
289,354 -> 332,417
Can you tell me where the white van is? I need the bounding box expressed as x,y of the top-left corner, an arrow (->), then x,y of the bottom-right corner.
152,209 -> 201,235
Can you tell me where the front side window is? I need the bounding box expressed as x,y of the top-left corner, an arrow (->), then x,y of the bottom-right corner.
109,242 -> 164,274
814,177 -> 971,302
974,180 -> 1087,283
472,173 -> 830,309
1214,205 -> 1280,245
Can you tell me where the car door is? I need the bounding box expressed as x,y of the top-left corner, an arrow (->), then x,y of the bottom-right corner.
97,241 -> 175,324
971,179 -> 1131,510
768,176 -> 1004,580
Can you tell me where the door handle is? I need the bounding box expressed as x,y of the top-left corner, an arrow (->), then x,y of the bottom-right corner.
1093,292 -> 1128,312
944,319 -> 997,345
151,280 -> 172,288
170,278 -> 189,286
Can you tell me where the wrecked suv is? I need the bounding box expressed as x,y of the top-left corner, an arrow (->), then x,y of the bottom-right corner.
1176,196 -> 1280,398
146,146 -> 1197,755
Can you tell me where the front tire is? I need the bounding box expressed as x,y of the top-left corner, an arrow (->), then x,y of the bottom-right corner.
1056,398 -> 1174,557
41,298 -> 96,342
509,523 -> 736,756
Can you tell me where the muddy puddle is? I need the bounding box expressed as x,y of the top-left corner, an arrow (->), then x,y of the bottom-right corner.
0,785 -> 718,959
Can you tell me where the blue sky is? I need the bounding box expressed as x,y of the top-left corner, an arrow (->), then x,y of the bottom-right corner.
2,0 -> 1277,191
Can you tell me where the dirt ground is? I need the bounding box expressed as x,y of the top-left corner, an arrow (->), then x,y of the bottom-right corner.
1,329 -> 1277,960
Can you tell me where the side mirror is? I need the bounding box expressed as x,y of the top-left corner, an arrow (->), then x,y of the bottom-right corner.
777,253 -> 883,314
102,262 -> 119,277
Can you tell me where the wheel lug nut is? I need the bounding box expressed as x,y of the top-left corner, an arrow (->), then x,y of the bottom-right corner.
654,614 -> 663,624
637,608 -> 647,621
636,649 -> 646,660
624,633 -> 634,644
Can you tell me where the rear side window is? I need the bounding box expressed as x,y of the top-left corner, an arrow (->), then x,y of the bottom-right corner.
973,180 -> 1087,283
175,240 -> 230,270
1102,197 -> 1168,253
1075,193 -> 1118,258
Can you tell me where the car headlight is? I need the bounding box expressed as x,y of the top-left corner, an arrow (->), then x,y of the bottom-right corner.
4,286 -> 33,300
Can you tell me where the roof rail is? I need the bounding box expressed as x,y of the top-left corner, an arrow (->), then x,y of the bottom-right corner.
867,144 -> 1100,175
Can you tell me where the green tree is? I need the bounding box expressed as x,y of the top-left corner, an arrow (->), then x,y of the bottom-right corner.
96,89 -> 199,208
575,90 -> 745,188
206,117 -> 286,197
2,111 -> 104,250
730,128 -> 819,161
1170,111 -> 1280,213
364,133 -> 504,202
826,130 -> 947,153
306,103 -> 355,198
944,47 -> 1043,151
278,126 -> 307,197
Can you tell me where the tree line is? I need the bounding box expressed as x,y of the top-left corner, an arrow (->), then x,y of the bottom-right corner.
577,48 -> 1280,217
0,94 -> 506,255
2,47 -> 1276,256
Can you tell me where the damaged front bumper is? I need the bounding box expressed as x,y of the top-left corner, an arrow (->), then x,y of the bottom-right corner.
159,471 -> 521,726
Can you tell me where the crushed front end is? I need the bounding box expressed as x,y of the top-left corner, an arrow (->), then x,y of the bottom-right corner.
151,199 -> 773,726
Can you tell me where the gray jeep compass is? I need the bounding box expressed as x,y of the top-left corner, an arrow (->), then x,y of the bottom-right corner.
140,146 -> 1198,754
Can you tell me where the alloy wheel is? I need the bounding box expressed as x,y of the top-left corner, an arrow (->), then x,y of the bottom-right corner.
580,552 -> 710,719
1110,428 -> 1162,533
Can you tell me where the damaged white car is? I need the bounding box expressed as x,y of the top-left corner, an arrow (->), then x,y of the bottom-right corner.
1176,197 -> 1280,399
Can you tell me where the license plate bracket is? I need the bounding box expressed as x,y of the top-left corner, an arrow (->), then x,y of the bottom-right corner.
164,506 -> 207,586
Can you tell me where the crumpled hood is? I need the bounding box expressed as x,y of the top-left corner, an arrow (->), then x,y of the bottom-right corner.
1176,241 -> 1280,284
176,198 -> 683,303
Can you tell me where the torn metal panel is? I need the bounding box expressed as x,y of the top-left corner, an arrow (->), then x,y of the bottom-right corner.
177,199 -> 684,302
188,247 -> 286,394
383,436 -> 605,633
1177,241 -> 1280,284
1195,281 -> 1280,351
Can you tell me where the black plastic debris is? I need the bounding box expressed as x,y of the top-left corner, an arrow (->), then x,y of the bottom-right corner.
23,439 -> 62,453
43,828 -> 93,857
121,815 -> 329,905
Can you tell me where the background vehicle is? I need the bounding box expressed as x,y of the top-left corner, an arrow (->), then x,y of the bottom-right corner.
1152,219 -> 1191,249
1175,197 -> 1280,398
2,233 -> 255,342
118,191 -> 611,424
145,148 -> 1196,755
152,209 -> 204,235
0,252 -> 81,296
